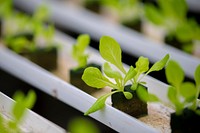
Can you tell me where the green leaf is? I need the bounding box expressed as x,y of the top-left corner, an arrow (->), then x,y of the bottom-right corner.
72,34 -> 90,56
84,91 -> 116,115
172,0 -> 187,20
103,62 -> 122,80
24,90 -> 36,109
33,5 -> 49,22
0,0 -> 12,18
72,34 -> 90,68
175,19 -> 197,42
136,85 -> 159,102
158,0 -> 187,20
167,86 -> 179,107
148,93 -> 160,102
144,3 -> 164,25
124,66 -> 136,84
82,67 -> 115,88
77,55 -> 88,68
75,34 -> 90,54
12,91 -> 25,121
180,82 -> 197,100
147,54 -> 170,75
157,0 -> 173,18
165,60 -> 184,88
7,37 -> 30,53
68,117 -> 100,133
42,24 -> 55,41
99,36 -> 126,74
195,65 -> 200,88
135,56 -> 149,74
12,90 -> 36,122
123,92 -> 133,100
136,85 -> 148,102
131,83 -> 138,91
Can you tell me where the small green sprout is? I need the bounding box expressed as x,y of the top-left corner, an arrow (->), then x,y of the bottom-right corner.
101,0 -> 143,23
144,0 -> 200,54
32,5 -> 49,23
82,36 -> 169,115
0,90 -> 36,133
3,4 -> 58,54
165,60 -> 200,115
144,0 -> 188,34
72,34 -> 90,70
174,18 -> 200,53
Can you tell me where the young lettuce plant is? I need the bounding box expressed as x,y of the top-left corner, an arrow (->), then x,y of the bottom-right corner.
72,34 -> 90,70
3,5 -> 51,53
165,60 -> 200,115
82,35 -> 170,115
0,90 -> 36,133
70,34 -> 101,94
144,0 -> 188,35
174,18 -> 200,55
2,5 -> 59,70
165,60 -> 200,132
101,0 -> 143,31
144,0 -> 200,56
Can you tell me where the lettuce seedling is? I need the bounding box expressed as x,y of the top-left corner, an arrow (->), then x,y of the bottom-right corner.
144,0 -> 200,54
144,0 -> 188,35
32,5 -> 55,46
0,90 -> 36,133
3,5 -> 57,53
174,18 -> 200,53
32,4 -> 49,23
82,35 -> 170,115
101,0 -> 143,24
165,60 -> 200,115
72,34 -> 90,70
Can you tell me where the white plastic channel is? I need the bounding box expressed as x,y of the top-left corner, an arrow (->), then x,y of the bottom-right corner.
0,92 -> 66,133
14,0 -> 200,80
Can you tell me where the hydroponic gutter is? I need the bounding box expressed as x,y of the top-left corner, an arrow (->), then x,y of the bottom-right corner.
14,0 -> 200,80
0,45 -> 158,133
0,29 -> 170,132
0,92 -> 66,133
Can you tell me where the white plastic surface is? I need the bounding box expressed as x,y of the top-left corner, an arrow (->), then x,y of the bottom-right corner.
0,92 -> 66,133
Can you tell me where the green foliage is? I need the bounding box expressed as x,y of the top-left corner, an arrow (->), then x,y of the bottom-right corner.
0,90 -> 36,133
72,34 -> 90,69
5,37 -> 35,53
67,117 -> 100,133
2,4 -> 58,54
0,0 -> 12,18
99,36 -> 126,74
144,0 -> 200,53
82,35 -> 169,115
165,60 -> 200,115
84,91 -> 117,115
101,0 -> 143,22
144,0 -> 187,33
33,5 -> 49,23
175,18 -> 200,42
